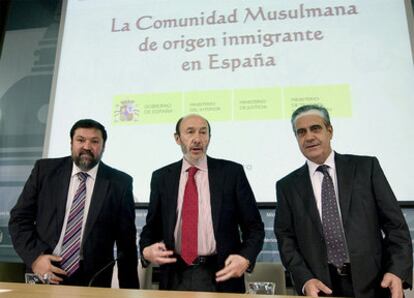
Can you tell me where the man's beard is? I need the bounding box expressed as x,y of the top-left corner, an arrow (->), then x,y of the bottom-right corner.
73,150 -> 100,171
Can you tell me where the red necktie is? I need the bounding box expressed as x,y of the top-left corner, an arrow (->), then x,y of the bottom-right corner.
181,167 -> 199,265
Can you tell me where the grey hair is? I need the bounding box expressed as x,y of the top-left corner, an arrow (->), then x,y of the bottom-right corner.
291,104 -> 331,133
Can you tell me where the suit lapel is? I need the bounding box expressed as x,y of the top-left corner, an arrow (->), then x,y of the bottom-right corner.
83,162 -> 110,242
165,161 -> 181,245
207,157 -> 223,235
54,158 -> 73,239
335,153 -> 354,226
294,164 -> 324,236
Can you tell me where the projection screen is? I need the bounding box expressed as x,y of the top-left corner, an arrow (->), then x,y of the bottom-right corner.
45,0 -> 414,203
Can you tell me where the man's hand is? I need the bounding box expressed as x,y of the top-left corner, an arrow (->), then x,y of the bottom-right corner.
381,272 -> 403,298
303,278 -> 332,297
215,254 -> 250,282
31,254 -> 66,284
142,242 -> 177,265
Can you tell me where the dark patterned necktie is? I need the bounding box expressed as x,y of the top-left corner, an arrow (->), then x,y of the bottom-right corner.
317,165 -> 348,268
61,172 -> 88,275
181,167 -> 199,265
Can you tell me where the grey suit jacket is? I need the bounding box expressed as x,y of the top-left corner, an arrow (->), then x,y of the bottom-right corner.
139,156 -> 264,293
275,153 -> 412,298
9,156 -> 139,288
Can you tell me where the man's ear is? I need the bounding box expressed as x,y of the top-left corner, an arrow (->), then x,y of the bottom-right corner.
327,124 -> 333,138
174,133 -> 180,145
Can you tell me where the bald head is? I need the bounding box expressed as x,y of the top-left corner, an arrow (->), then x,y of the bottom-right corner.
175,114 -> 211,137
174,114 -> 211,165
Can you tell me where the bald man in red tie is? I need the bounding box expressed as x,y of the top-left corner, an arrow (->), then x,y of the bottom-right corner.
139,114 -> 264,293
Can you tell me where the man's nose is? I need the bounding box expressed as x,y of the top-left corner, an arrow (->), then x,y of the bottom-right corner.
304,130 -> 315,141
83,141 -> 92,149
192,133 -> 202,143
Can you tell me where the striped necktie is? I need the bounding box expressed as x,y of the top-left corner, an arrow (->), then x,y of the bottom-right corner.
60,172 -> 88,276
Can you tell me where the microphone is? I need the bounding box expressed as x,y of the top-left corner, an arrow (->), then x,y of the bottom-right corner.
88,252 -> 123,287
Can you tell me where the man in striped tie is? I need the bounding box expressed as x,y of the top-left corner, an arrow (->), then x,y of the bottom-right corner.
9,119 -> 139,288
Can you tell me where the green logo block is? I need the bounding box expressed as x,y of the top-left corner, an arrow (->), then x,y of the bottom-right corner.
234,88 -> 283,121
112,93 -> 182,125
183,90 -> 232,121
283,84 -> 352,118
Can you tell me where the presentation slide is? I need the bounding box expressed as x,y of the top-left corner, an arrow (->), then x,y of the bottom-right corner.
45,0 -> 414,202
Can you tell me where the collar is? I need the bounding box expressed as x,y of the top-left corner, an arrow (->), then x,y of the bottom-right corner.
71,162 -> 99,180
182,156 -> 208,173
307,150 -> 336,176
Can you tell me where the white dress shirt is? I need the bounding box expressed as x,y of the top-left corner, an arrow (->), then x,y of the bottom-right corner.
53,162 -> 99,259
306,150 -> 349,262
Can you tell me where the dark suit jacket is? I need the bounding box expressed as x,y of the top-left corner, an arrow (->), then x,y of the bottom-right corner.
9,156 -> 139,288
275,153 -> 412,298
139,156 -> 264,293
